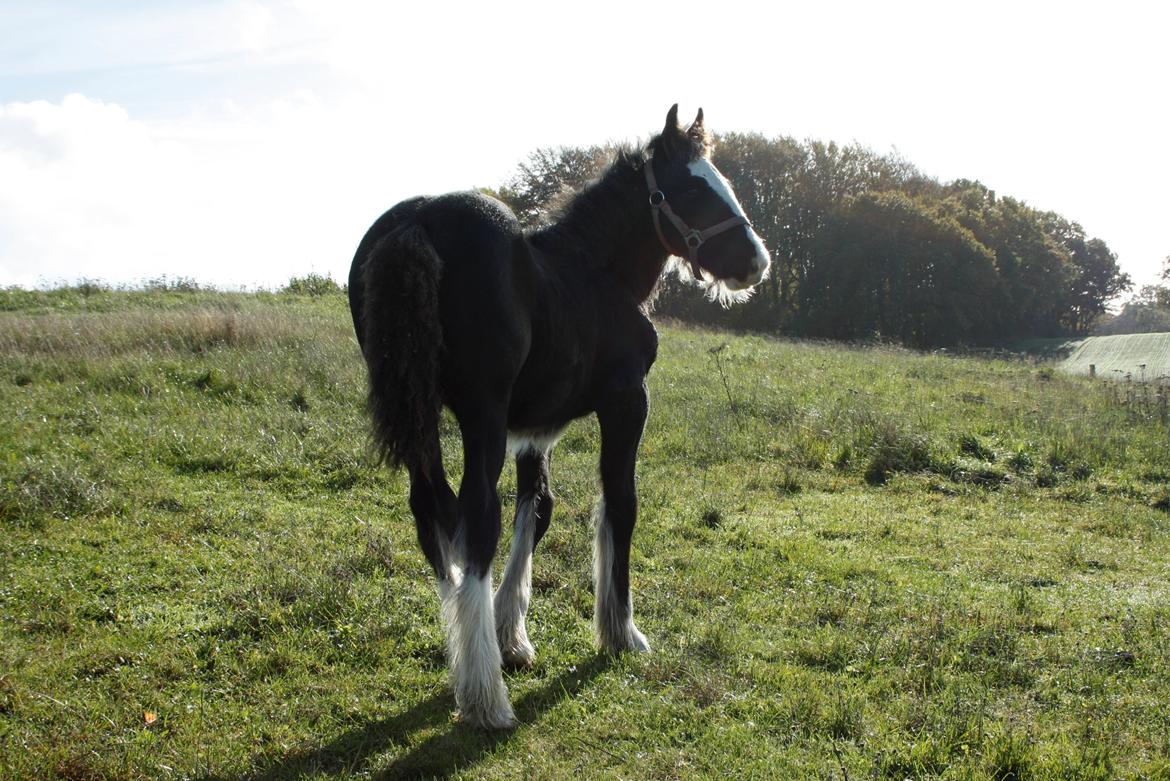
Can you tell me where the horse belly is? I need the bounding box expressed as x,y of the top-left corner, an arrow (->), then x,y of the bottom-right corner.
504,363 -> 590,454
506,425 -> 567,456
506,365 -> 591,434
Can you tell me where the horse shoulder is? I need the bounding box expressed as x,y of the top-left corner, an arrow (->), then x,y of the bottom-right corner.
618,303 -> 660,371
590,303 -> 657,399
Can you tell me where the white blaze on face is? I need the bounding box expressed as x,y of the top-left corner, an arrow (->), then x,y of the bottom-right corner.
687,157 -> 749,221
686,157 -> 771,289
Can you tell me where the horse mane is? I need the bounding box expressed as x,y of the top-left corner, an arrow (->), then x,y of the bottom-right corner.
528,126 -> 711,267
528,146 -> 647,267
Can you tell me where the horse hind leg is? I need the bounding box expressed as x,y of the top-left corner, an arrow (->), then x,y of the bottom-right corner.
447,408 -> 515,729
409,456 -> 462,601
494,445 -> 554,668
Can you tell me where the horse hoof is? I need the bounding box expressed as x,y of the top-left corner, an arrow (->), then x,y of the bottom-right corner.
600,622 -> 651,654
457,703 -> 518,730
627,630 -> 651,653
500,641 -> 536,670
621,631 -> 651,654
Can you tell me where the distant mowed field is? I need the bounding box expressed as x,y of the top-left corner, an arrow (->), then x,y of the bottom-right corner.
2,288 -> 1169,779
1060,332 -> 1170,382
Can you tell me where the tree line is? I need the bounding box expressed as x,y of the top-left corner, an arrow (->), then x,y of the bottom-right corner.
493,134 -> 1132,348
1095,257 -> 1170,335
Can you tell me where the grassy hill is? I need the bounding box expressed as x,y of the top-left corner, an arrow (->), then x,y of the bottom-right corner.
2,288 -> 1169,779
1059,332 -> 1170,383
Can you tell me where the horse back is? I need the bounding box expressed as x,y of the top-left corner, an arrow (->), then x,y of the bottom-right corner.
349,190 -> 654,429
350,191 -> 530,333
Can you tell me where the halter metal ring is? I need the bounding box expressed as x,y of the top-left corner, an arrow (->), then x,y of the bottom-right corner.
685,231 -> 702,249
649,191 -> 665,207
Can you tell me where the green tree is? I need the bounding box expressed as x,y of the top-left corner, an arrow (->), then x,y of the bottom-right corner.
941,181 -> 1073,339
1095,285 -> 1170,334
781,140 -> 923,319
497,145 -> 613,229
801,192 -> 998,348
495,133 -> 1127,345
698,134 -> 925,327
708,132 -> 803,323
1041,214 -> 1131,333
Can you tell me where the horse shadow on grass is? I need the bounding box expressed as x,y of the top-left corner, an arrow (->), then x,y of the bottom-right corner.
202,652 -> 613,780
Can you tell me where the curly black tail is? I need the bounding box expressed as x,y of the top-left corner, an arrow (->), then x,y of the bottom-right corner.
358,224 -> 443,471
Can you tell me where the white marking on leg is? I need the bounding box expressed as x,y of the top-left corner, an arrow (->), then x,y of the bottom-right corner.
436,525 -> 464,604
437,576 -> 455,605
494,496 -> 536,668
592,497 -> 650,653
445,572 -> 516,729
506,427 -> 564,457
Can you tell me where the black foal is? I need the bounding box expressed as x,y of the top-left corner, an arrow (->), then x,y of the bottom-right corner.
348,105 -> 769,728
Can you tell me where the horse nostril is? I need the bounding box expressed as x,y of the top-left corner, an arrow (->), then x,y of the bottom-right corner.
745,257 -> 768,286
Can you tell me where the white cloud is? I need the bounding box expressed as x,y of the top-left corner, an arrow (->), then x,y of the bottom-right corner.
1,95 -> 177,285
0,91 -> 503,288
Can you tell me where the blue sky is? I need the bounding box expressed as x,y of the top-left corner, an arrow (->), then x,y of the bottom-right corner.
1,0 -> 1166,291
0,2 -> 334,114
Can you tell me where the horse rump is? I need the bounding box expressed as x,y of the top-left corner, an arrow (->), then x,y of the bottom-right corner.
355,222 -> 444,472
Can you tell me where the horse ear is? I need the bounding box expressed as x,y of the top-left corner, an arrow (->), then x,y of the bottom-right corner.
686,107 -> 710,156
656,103 -> 693,160
663,104 -> 680,135
688,108 -> 704,135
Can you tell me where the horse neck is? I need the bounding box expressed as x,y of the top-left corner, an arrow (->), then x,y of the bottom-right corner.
538,157 -> 672,304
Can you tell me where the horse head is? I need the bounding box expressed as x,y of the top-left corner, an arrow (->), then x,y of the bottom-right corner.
647,104 -> 771,304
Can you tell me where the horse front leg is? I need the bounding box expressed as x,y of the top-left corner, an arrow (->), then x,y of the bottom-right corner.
495,446 -> 554,668
447,407 -> 515,729
594,383 -> 651,653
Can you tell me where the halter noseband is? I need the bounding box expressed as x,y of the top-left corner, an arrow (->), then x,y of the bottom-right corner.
644,156 -> 749,279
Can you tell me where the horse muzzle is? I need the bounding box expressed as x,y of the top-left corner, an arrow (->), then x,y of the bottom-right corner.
727,237 -> 771,291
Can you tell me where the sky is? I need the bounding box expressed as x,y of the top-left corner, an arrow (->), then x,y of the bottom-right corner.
0,0 -> 1166,292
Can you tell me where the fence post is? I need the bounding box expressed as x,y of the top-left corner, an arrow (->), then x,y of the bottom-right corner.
1088,364 -> 1095,379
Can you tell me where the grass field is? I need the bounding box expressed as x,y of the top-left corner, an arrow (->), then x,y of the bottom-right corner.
1059,333 -> 1170,383
2,287 -> 1170,779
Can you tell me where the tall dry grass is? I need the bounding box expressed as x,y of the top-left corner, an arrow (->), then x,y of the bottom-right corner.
0,306 -> 348,357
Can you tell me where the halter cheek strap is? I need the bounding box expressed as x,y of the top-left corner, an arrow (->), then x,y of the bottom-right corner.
644,157 -> 749,279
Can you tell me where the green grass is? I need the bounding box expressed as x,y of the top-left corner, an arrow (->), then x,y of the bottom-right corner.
1059,332 -> 1170,382
2,291 -> 1170,779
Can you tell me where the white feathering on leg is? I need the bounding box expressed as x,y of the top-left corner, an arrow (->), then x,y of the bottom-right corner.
446,573 -> 515,729
494,496 -> 537,667
592,497 -> 650,653
436,526 -> 464,610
